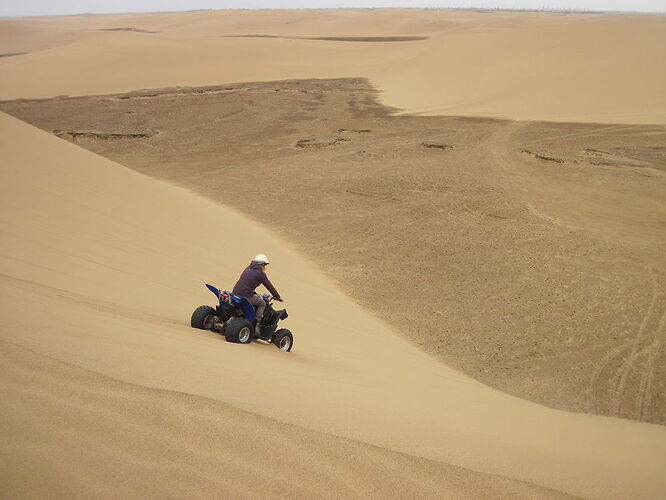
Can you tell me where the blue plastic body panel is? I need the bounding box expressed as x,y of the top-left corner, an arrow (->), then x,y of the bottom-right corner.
206,284 -> 221,297
239,298 -> 256,322
204,283 -> 256,322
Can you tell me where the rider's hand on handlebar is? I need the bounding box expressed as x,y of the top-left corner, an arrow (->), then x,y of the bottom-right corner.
274,297 -> 284,302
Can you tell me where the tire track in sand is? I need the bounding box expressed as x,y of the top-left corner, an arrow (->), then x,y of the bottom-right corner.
637,291 -> 666,420
486,121 -> 587,231
522,124 -> 635,148
610,265 -> 659,418
487,122 -> 665,422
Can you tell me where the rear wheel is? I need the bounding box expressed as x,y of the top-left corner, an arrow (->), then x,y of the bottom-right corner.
272,329 -> 293,352
225,317 -> 254,344
191,305 -> 216,330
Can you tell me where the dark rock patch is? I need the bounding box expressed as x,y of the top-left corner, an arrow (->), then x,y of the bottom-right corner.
584,148 -> 611,156
423,142 -> 453,151
309,36 -> 428,42
521,149 -> 564,163
0,52 -> 28,58
99,27 -> 159,34
54,129 -> 155,140
295,137 -> 350,149
224,34 -> 428,42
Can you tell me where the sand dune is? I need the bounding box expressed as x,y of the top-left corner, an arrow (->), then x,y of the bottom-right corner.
1,10 -> 665,123
2,342 -> 573,500
2,112 -> 666,498
5,79 -> 664,424
2,8 -> 666,499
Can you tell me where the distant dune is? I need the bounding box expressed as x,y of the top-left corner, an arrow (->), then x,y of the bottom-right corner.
1,9 -> 665,123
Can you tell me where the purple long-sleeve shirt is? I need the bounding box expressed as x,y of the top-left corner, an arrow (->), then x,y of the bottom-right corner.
232,261 -> 281,300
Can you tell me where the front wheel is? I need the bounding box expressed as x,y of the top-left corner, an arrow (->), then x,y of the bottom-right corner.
191,305 -> 216,330
272,329 -> 293,352
225,317 -> 254,344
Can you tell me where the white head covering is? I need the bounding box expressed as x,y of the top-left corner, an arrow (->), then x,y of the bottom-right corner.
254,254 -> 269,264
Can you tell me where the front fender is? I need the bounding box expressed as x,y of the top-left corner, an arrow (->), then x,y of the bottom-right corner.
239,297 -> 256,322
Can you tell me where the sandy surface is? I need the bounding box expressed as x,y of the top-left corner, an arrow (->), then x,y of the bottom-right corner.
1,8 -> 666,499
1,9 -> 665,123
3,110 -> 666,500
2,342 -> 575,500
4,79 -> 665,425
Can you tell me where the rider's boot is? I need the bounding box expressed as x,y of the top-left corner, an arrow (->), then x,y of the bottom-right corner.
256,322 -> 271,340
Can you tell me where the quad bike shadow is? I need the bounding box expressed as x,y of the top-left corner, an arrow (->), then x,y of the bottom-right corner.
191,284 -> 293,352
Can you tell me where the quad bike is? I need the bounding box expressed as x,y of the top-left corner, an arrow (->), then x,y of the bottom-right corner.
191,284 -> 293,351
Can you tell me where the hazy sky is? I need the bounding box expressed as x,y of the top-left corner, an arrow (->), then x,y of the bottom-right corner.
0,0 -> 663,17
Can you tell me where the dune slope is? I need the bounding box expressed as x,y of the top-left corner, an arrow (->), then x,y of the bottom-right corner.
2,112 -> 666,499
2,341 -> 572,500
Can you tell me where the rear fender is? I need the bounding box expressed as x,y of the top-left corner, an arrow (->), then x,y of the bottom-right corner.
205,283 -> 221,298
205,284 -> 229,311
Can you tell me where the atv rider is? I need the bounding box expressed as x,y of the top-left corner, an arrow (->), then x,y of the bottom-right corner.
232,254 -> 283,328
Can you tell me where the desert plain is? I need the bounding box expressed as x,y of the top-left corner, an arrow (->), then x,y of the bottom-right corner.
1,8 -> 666,500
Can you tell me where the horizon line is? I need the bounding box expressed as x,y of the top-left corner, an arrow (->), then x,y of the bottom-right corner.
2,6 -> 665,19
